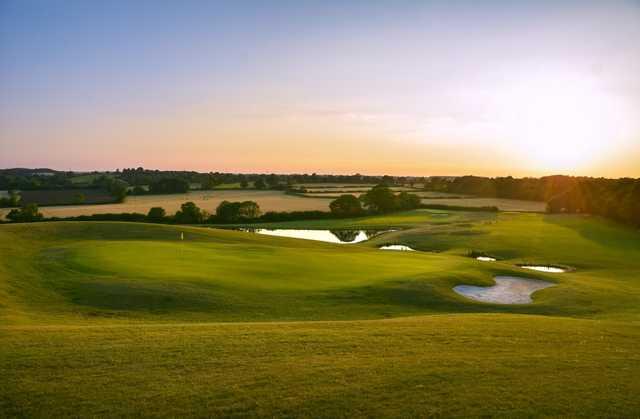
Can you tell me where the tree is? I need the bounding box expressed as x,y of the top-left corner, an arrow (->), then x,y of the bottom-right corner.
147,207 -> 166,222
240,179 -> 249,189
174,202 -> 204,224
381,175 -> 394,186
254,177 -> 267,190
360,185 -> 397,213
238,201 -> 261,219
266,174 -> 280,188
216,200 -> 235,222
216,200 -> 261,222
6,203 -> 43,222
329,194 -> 363,216
0,190 -> 20,208
149,178 -> 189,194
108,179 -> 128,202
201,175 -> 222,190
131,185 -> 147,195
395,191 -> 421,210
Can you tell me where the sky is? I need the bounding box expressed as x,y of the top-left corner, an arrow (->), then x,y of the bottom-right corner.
1,0 -> 639,177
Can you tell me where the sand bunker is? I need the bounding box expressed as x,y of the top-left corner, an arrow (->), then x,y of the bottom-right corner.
453,276 -> 554,304
476,256 -> 496,261
379,245 -> 415,251
519,265 -> 567,273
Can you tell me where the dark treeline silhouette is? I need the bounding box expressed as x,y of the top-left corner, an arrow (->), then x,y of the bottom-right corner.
546,178 -> 640,226
1,167 -> 427,192
426,175 -> 576,201
0,169 -> 77,190
428,175 -> 640,226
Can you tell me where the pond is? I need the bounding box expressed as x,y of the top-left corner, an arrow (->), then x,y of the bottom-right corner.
240,229 -> 392,244
519,265 -> 567,273
379,245 -> 415,251
453,276 -> 554,304
476,256 -> 496,262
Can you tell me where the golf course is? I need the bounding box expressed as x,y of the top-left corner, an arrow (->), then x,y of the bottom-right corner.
2,210 -> 639,417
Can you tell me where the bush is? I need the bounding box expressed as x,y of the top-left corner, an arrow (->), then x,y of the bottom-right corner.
147,207 -> 166,222
6,203 -> 44,222
215,201 -> 261,222
395,191 -> 421,210
174,202 -> 206,224
361,185 -> 397,213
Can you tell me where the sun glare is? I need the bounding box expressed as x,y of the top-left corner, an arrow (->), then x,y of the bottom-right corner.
497,72 -> 625,173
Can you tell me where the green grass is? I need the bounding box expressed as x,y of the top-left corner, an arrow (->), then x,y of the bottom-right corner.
1,211 -> 639,417
3,315 -> 638,418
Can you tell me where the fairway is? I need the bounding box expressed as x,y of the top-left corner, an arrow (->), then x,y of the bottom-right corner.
1,212 -> 639,417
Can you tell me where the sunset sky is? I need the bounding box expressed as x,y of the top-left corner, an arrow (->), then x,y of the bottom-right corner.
1,0 -> 639,177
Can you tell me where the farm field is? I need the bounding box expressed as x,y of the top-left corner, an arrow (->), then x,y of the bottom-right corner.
1,211 -> 639,416
0,190 -> 329,219
69,173 -> 111,186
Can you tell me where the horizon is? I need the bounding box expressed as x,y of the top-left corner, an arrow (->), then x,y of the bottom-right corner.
3,165 -> 638,180
1,0 -> 639,177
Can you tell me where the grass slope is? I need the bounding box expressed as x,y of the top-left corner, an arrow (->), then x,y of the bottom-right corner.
1,212 -> 639,417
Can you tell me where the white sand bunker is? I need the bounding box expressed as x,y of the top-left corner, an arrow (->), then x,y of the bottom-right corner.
380,245 -> 415,251
476,256 -> 496,261
519,265 -> 566,273
454,276 -> 554,304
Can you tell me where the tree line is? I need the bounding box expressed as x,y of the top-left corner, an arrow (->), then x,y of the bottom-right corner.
3,185 -> 423,224
546,178 -> 640,226
1,167 -> 426,192
427,175 -> 640,226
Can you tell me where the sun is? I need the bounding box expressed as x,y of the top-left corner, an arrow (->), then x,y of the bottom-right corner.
496,71 -> 626,173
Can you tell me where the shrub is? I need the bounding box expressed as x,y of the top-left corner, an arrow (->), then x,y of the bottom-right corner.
147,207 -> 166,222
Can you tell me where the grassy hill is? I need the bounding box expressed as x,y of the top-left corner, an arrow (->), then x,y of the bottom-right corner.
1,212 -> 639,416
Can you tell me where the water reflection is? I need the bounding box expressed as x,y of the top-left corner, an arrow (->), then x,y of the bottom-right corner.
519,265 -> 566,273
379,245 -> 415,251
239,228 -> 391,244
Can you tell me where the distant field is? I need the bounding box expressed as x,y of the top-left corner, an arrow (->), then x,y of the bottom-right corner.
414,191 -> 471,198
212,182 -> 253,189
0,190 -> 329,219
295,183 -> 375,188
300,185 -> 422,199
302,185 -> 416,192
69,173 -> 110,185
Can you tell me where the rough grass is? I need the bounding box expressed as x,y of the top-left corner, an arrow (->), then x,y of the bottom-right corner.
1,212 -> 639,417
420,197 -> 546,212
3,315 -> 639,418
